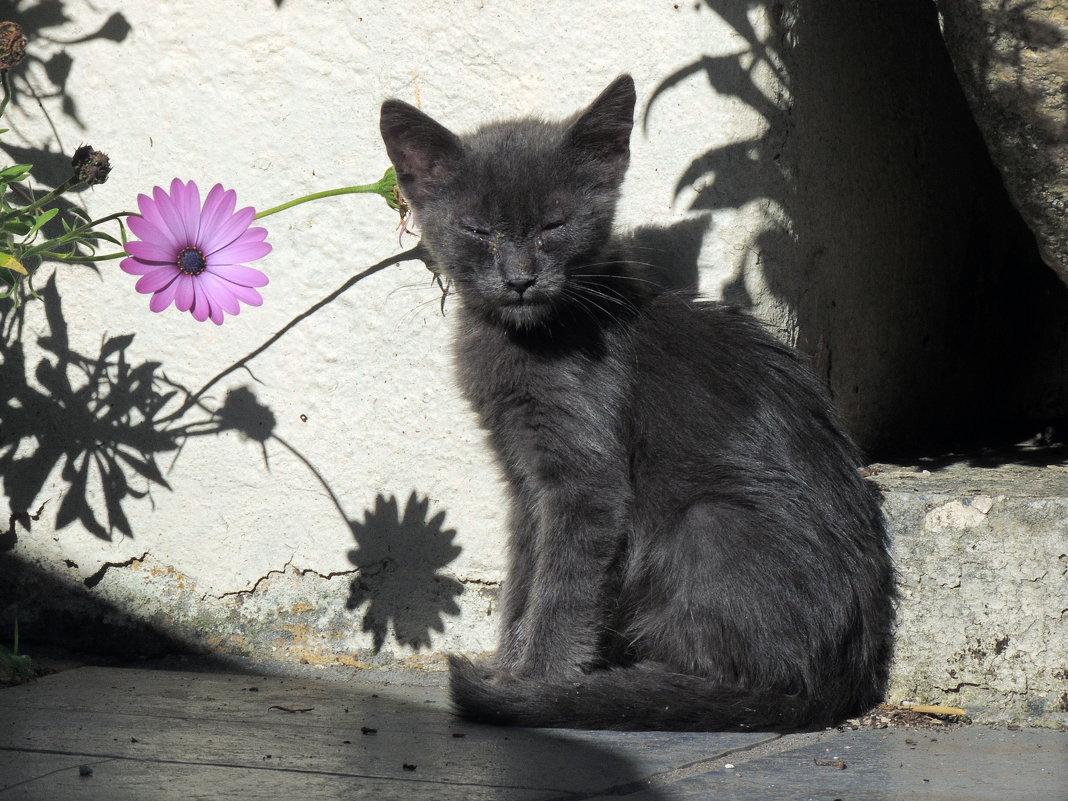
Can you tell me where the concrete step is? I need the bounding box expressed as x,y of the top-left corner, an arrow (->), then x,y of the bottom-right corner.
875,459 -> 1067,727
2,459 -> 1066,727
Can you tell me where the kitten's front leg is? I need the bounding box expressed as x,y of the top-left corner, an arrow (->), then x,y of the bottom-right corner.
509,477 -> 629,678
493,491 -> 539,672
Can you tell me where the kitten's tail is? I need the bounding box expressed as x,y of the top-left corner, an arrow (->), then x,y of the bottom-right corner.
449,656 -> 851,732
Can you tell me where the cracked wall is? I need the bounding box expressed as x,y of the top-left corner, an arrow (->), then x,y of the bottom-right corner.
0,0 -> 778,670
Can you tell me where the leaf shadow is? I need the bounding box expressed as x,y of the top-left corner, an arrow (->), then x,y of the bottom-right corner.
346,492 -> 464,653
0,274 -> 186,541
2,1 -> 132,140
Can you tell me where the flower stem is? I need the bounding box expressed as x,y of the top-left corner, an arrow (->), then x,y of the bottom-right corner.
0,70 -> 11,120
20,210 -> 133,260
0,176 -> 81,223
254,180 -> 391,220
52,250 -> 127,263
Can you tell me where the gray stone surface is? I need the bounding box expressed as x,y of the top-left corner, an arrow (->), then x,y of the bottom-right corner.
936,0 -> 1068,286
877,461 -> 1068,727
1,665 -> 1065,800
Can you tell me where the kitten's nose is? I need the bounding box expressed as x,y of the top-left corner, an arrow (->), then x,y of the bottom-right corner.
506,277 -> 536,296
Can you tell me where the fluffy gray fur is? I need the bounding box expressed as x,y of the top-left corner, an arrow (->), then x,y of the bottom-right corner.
379,75 -> 895,731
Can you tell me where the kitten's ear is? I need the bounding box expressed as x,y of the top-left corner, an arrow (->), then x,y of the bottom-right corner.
564,74 -> 636,180
380,99 -> 462,206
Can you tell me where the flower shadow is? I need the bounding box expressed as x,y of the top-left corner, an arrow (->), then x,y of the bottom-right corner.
345,492 -> 463,653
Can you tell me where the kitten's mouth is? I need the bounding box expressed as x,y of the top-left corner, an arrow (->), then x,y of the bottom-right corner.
495,292 -> 553,326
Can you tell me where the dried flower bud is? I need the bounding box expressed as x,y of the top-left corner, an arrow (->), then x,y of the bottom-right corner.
0,22 -> 26,71
71,144 -> 111,186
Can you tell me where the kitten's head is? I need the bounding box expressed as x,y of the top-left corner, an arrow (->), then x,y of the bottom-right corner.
380,75 -> 636,328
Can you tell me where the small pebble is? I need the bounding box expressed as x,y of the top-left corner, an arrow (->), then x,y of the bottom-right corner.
403,763 -> 417,771
78,765 -> 92,777
724,763 -> 734,770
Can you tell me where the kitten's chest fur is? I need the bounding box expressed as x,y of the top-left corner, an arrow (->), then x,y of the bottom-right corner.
453,306 -> 633,476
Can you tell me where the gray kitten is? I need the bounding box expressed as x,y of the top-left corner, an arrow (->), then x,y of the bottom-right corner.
379,75 -> 895,731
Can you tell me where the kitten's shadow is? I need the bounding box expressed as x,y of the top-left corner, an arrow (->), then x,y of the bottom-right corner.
619,215 -> 709,294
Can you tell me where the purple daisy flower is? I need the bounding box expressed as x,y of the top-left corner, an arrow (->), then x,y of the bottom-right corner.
121,179 -> 270,325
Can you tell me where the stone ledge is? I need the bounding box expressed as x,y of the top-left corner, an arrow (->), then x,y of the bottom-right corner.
3,461 -> 1065,727
875,460 -> 1067,727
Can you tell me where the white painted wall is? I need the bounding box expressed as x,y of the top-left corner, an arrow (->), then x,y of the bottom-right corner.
2,0 -> 782,665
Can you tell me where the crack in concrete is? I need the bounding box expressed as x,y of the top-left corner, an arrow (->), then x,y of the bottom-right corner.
457,577 -> 500,587
83,552 -> 149,589
1,501 -> 49,551
213,559 -> 361,600
297,566 -> 360,581
215,557 -> 296,599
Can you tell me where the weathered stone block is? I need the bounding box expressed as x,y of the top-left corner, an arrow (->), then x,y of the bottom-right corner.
936,0 -> 1068,285
878,461 -> 1068,727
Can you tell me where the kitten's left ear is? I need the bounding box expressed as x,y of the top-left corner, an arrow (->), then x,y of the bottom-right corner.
564,74 -> 636,179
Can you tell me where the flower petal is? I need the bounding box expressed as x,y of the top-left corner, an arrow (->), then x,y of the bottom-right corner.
209,237 -> 272,267
189,279 -> 211,322
127,211 -> 174,250
224,282 -> 263,307
174,274 -> 195,311
149,278 -> 180,312
135,266 -> 180,294
174,179 -> 203,246
200,206 -> 256,255
125,239 -> 176,263
120,256 -> 157,276
205,262 -> 269,287
152,184 -> 193,246
197,184 -> 237,245
135,194 -> 181,252
197,271 -> 241,315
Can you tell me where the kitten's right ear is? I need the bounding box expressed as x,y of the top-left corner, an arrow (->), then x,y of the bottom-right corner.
380,100 -> 462,206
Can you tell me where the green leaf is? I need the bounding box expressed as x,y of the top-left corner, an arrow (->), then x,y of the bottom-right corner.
2,220 -> 30,236
0,164 -> 33,181
24,208 -> 58,238
0,251 -> 26,275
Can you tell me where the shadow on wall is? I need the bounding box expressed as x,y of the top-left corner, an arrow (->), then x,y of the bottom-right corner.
644,0 -> 792,311
1,276 -> 188,542
0,550 -> 200,657
346,492 -> 464,653
648,0 -> 1068,457
0,1 -> 131,187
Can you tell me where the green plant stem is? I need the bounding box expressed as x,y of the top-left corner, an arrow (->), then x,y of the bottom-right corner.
0,70 -> 10,120
20,210 -> 133,260
254,180 -> 392,220
53,250 -> 127,262
0,176 -> 81,224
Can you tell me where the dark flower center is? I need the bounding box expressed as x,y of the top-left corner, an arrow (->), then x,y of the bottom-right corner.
176,246 -> 207,276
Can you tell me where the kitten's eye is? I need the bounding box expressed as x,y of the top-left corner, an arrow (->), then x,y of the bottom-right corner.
462,224 -> 491,238
541,220 -> 566,232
